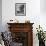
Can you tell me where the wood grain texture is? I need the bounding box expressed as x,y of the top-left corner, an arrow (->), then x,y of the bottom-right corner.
7,23 -> 34,46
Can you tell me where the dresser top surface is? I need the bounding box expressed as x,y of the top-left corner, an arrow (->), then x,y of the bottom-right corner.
7,23 -> 34,25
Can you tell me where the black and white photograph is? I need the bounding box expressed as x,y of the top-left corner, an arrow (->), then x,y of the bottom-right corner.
15,3 -> 26,16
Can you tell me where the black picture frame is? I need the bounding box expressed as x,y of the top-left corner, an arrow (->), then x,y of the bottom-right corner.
15,3 -> 26,16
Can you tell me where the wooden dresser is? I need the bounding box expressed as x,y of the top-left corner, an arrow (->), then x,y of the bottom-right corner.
7,23 -> 34,46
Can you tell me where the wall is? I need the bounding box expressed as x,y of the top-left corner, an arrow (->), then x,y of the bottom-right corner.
40,0 -> 46,32
40,0 -> 46,14
0,0 -> 2,32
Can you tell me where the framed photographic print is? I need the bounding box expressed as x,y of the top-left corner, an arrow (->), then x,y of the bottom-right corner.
15,3 -> 26,16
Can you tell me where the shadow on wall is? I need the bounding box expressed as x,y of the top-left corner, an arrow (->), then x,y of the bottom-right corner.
40,0 -> 46,14
0,0 -> 2,32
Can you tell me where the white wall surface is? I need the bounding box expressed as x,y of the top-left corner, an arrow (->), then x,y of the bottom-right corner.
40,0 -> 46,13
40,0 -> 46,31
